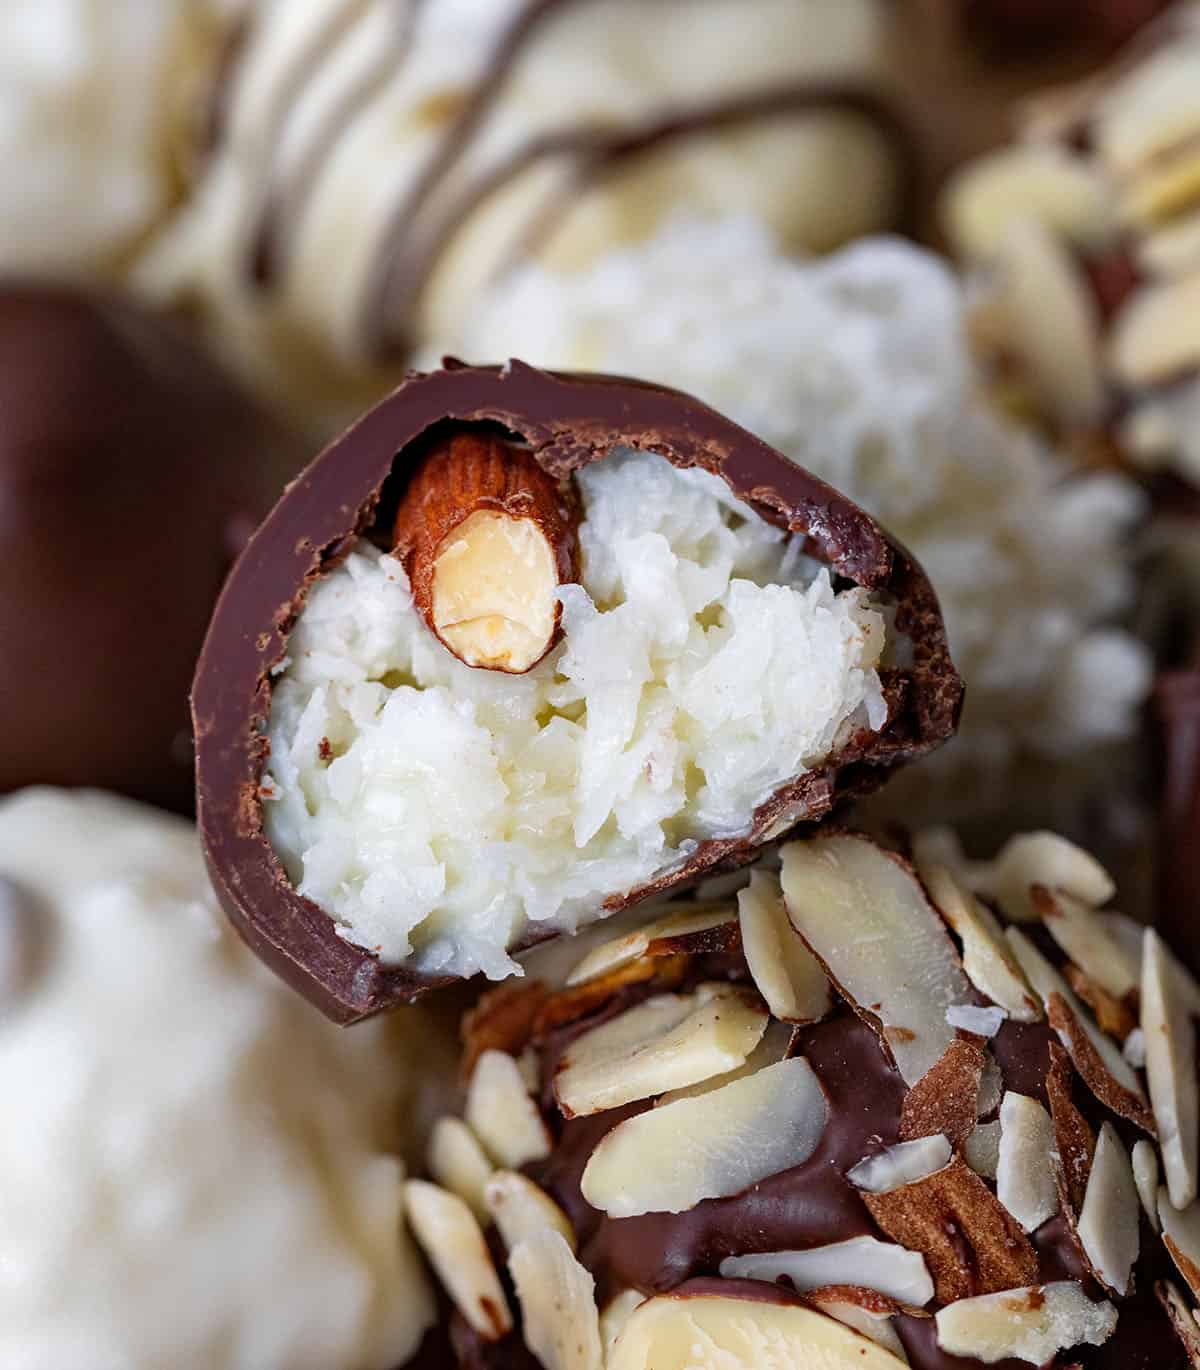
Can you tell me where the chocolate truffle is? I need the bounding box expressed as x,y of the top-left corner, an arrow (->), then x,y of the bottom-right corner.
193,362 -> 962,1022
0,787 -> 441,1370
941,2 -> 1200,487
0,282 -> 301,812
414,825 -> 1200,1370
133,0 -> 911,431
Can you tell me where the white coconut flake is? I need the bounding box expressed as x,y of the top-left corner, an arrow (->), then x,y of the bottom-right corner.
947,1004 -> 1008,1037
264,450 -> 886,977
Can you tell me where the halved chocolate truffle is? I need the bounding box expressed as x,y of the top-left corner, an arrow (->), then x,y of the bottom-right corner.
0,282 -> 301,812
414,825 -> 1199,1370
194,361 -> 962,1022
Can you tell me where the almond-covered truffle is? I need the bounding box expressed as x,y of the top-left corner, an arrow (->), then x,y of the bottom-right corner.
417,825 -> 1200,1370
193,362 -> 961,1020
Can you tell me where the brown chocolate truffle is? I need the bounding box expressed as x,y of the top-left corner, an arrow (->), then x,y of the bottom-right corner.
414,826 -> 1199,1370
0,282 -> 301,812
193,361 -> 962,1022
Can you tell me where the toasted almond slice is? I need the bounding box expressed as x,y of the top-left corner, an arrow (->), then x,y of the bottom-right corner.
1006,929 -> 1154,1133
564,907 -> 736,987
600,1291 -> 646,1361
1123,145 -> 1200,228
1139,208 -> 1200,278
804,1286 -> 912,1362
781,835 -> 971,1086
848,1136 -> 953,1194
1143,929 -> 1200,1210
462,980 -> 550,1081
1110,274 -> 1200,387
862,1156 -> 1038,1304
392,432 -> 579,673
1034,886 -> 1139,999
1096,47 -> 1200,174
900,1039 -> 985,1146
581,1054 -> 827,1219
1161,1187 -> 1200,1300
427,1117 -> 494,1222
1134,1140 -> 1162,1232
466,1049 -> 552,1168
997,1092 -> 1059,1233
1065,963 -> 1137,1043
485,1170 -> 576,1254
720,1236 -> 934,1307
738,870 -> 832,1024
533,954 -> 690,1038
941,144 -> 1116,259
964,1120 -> 1002,1181
404,1180 -> 513,1341
1098,911 -> 1147,968
656,1019 -> 796,1106
1046,1042 -> 1096,1216
1157,1279 -> 1200,1367
554,985 -> 768,1119
977,1053 -> 1003,1119
933,1282 -> 1116,1364
979,832 -> 1116,924
509,1229 -> 602,1370
1078,1123 -> 1140,1297
946,1004 -> 1007,1037
994,217 -> 1104,426
607,1292 -> 911,1370
921,863 -> 1039,1022
1124,1027 -> 1148,1069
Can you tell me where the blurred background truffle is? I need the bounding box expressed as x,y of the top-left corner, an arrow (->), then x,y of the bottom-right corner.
0,282 -> 301,812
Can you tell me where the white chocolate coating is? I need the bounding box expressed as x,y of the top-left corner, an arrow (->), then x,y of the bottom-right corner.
0,788 -> 435,1370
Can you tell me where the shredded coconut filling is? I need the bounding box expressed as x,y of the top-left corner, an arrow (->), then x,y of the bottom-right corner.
264,450 -> 887,979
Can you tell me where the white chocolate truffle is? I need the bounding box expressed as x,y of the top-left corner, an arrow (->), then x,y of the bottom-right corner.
0,0 -> 216,276
0,788 -> 435,1370
133,0 -> 896,431
435,219 -> 1152,818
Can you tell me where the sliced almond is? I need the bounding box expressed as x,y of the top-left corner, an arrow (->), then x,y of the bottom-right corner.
1110,273 -> 1200,388
564,906 -> 735,987
1124,1026 -> 1148,1069
862,1156 -> 1038,1304
1160,1187 -> 1200,1300
899,1039 -> 985,1146
848,1135 -> 953,1195
1034,886 -> 1139,999
656,1018 -> 796,1106
978,832 -> 1116,924
404,1179 -> 513,1341
997,1092 -> 1059,1233
485,1170 -> 576,1254
720,1236 -> 934,1307
1006,929 -> 1153,1133
1139,208 -> 1200,278
964,1120 -> 1003,1181
1133,1139 -> 1162,1232
600,1291 -> 646,1361
1157,1279 -> 1200,1367
607,1293 -> 910,1370
738,870 -> 832,1025
946,1004 -> 1008,1037
1046,1042 -> 1096,1216
392,431 -> 579,673
533,954 -> 690,1039
581,1054 -> 827,1219
993,216 -> 1104,426
1077,1123 -> 1140,1297
427,1116 -> 494,1222
1096,47 -> 1200,174
508,1229 -> 602,1370
977,1053 -> 1003,1119
462,980 -> 550,1081
466,1049 -> 552,1168
1143,928 -> 1200,1210
554,985 -> 767,1119
781,835 -> 971,1086
933,1282 -> 1116,1365
804,1286 -> 912,1362
920,863 -> 1039,1023
1065,963 -> 1137,1043
1123,145 -> 1200,228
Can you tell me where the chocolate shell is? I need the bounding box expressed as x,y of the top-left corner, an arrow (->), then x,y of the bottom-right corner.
193,361 -> 963,1022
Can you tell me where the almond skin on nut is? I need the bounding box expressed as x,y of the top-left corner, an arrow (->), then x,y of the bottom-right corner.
392,431 -> 579,673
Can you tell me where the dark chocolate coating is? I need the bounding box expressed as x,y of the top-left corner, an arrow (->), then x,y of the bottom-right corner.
194,361 -> 962,1022
1155,670 -> 1200,976
957,0 -> 1172,61
0,282 -> 300,813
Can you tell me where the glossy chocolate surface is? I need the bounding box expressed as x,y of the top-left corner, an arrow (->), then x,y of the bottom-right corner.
193,361 -> 963,1022
0,282 -> 299,812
